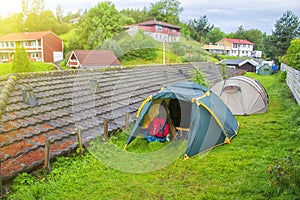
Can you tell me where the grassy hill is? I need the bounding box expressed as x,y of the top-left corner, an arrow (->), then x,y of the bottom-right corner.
6,72 -> 300,200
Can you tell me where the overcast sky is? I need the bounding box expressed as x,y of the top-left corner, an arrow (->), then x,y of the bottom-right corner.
1,0 -> 299,34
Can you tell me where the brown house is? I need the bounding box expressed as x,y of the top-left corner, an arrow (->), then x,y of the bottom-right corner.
0,31 -> 63,63
219,59 -> 259,72
66,50 -> 121,69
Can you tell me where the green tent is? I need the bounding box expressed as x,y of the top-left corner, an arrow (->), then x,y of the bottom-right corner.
257,64 -> 274,75
125,82 -> 239,159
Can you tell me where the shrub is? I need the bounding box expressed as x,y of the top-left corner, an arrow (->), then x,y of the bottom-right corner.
279,71 -> 287,82
267,149 -> 300,198
12,47 -> 30,73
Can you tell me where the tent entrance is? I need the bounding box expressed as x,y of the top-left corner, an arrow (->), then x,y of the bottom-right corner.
168,99 -> 192,132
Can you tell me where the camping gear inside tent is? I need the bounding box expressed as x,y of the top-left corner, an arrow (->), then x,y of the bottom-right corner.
210,76 -> 268,115
257,64 -> 274,75
125,82 -> 239,159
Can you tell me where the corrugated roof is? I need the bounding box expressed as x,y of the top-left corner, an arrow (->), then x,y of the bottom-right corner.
72,50 -> 121,67
0,31 -> 61,42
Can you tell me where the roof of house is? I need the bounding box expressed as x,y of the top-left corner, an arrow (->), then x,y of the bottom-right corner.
220,59 -> 259,67
0,31 -> 62,42
0,63 -> 244,182
126,20 -> 180,30
70,50 -> 121,67
224,38 -> 254,45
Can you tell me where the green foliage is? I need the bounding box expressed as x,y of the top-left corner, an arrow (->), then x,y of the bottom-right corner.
120,8 -> 151,24
279,71 -> 287,82
12,47 -> 30,73
189,15 -> 214,43
206,27 -> 226,44
148,0 -> 183,25
0,62 -> 57,76
190,68 -> 208,87
264,10 -> 300,62
119,31 -> 158,61
171,42 -> 185,56
282,38 -> 300,70
99,39 -> 124,58
73,2 -> 123,50
277,82 -> 293,99
267,149 -> 300,198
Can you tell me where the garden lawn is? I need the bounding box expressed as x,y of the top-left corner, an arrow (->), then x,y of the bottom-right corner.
6,72 -> 300,200
0,62 -> 57,76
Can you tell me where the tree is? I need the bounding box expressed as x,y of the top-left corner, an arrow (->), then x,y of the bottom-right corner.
206,27 -> 226,44
56,4 -> 63,23
189,15 -> 214,43
265,10 -> 300,62
74,2 -> 123,49
148,0 -> 183,25
12,47 -> 30,73
120,7 -> 151,24
99,39 -> 124,58
234,25 -> 246,39
281,39 -> 300,70
0,13 -> 24,35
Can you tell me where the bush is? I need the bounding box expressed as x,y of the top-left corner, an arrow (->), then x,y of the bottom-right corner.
190,68 -> 208,87
267,149 -> 300,198
277,83 -> 293,99
279,71 -> 287,82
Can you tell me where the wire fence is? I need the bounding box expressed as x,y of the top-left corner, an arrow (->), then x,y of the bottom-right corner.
281,63 -> 300,105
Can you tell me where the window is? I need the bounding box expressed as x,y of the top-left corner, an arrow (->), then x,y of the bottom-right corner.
22,42 -> 29,47
156,25 -> 162,31
1,53 -> 8,60
31,53 -> 39,58
30,41 -> 37,46
233,44 -> 237,48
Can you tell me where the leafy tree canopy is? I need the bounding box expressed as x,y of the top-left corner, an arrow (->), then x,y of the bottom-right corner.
12,46 -> 31,73
74,2 -> 123,50
148,0 -> 183,25
281,38 -> 300,70
265,10 -> 300,62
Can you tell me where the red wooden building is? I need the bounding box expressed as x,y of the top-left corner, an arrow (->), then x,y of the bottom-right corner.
0,31 -> 63,63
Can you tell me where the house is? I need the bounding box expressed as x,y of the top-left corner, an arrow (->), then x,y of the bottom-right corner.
66,50 -> 121,69
203,38 -> 254,57
0,31 -> 63,63
218,59 -> 259,72
125,20 -> 181,43
68,17 -> 80,24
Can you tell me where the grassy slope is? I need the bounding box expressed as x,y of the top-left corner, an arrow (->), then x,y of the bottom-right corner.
7,73 -> 299,200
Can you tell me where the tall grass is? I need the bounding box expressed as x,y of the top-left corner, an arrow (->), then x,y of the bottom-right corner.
6,72 -> 300,200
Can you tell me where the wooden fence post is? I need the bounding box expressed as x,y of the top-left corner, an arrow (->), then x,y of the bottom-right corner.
44,138 -> 51,172
125,112 -> 129,131
76,126 -> 83,155
103,118 -> 109,140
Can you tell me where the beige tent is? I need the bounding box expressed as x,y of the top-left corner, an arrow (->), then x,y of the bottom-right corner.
210,76 -> 268,115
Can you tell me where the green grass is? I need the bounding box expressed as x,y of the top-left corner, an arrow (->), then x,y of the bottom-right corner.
0,62 -> 57,76
6,72 -> 300,200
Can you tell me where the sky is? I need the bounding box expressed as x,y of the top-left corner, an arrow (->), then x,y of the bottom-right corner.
0,0 -> 300,34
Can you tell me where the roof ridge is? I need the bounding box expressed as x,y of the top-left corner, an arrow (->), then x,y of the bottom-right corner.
0,74 -> 18,119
